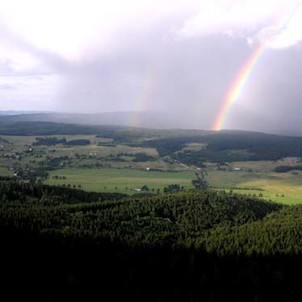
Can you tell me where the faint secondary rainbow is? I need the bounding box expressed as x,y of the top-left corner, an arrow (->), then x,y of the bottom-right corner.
212,42 -> 266,131
131,72 -> 157,127
130,54 -> 164,127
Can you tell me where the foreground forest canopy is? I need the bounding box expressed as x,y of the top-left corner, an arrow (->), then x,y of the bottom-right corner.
1,177 -> 302,301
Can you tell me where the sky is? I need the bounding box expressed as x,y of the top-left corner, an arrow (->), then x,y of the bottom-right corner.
1,0 -> 302,132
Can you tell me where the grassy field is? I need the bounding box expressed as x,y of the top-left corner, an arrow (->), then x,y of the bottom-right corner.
229,157 -> 300,172
45,168 -> 196,193
44,168 -> 302,204
206,170 -> 302,204
0,166 -> 12,176
1,135 -> 37,145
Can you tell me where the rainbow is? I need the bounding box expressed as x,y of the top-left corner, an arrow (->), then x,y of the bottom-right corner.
131,54 -> 164,127
212,42 -> 266,131
212,1 -> 302,132
131,72 -> 156,127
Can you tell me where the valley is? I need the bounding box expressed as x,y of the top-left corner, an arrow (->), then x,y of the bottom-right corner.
1,120 -> 302,301
1,123 -> 302,204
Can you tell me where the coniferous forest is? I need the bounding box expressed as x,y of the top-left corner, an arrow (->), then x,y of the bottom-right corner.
1,176 -> 302,301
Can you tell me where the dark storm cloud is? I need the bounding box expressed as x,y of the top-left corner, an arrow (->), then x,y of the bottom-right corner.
227,45 -> 302,133
57,31 -> 253,129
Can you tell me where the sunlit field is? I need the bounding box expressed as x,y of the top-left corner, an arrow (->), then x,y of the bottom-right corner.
45,168 -> 195,194
207,170 -> 302,204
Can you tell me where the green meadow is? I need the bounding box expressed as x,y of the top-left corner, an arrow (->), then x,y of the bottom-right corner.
207,170 -> 302,205
45,168 -> 196,193
0,166 -> 12,176
44,168 -> 302,204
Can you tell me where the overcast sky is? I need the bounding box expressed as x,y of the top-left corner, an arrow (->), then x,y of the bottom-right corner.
1,0 -> 302,132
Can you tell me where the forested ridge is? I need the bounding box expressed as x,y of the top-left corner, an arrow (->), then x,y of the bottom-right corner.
2,121 -> 302,163
143,131 -> 302,162
1,177 -> 302,301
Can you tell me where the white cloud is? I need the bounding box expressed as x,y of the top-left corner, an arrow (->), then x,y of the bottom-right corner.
269,3 -> 302,48
0,44 -> 42,74
0,0 -> 197,61
2,0 -> 301,66
178,0 -> 302,49
0,74 -> 61,111
1,0 -> 302,66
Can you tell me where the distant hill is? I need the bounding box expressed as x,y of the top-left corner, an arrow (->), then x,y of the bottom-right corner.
0,111 -> 196,129
0,110 -> 46,116
1,110 -> 302,135
0,119 -> 211,138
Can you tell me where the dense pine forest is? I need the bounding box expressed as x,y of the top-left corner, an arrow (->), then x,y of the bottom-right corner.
1,176 -> 302,301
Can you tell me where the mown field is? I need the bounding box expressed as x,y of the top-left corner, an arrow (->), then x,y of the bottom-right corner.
44,167 -> 302,203
0,166 -> 12,176
207,170 -> 302,204
45,168 -> 196,193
